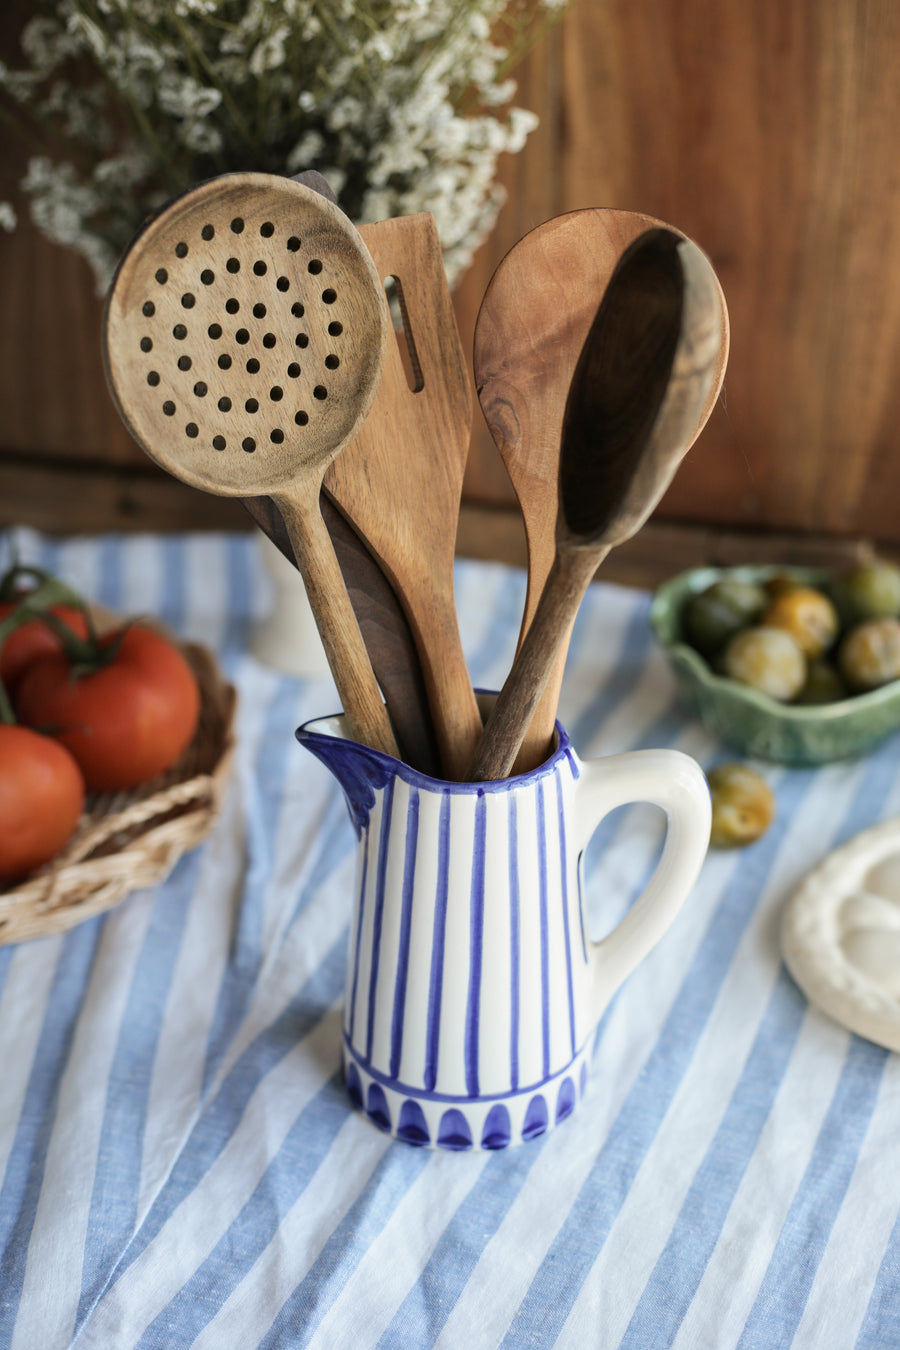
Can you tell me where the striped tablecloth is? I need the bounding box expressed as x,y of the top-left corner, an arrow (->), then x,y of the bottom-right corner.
1,527 -> 898,1350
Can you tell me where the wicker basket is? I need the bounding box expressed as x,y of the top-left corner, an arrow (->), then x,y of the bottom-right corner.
0,639 -> 236,946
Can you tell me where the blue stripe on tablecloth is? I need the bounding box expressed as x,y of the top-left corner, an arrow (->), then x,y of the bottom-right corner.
733,1036 -> 888,1349
79,929 -> 350,1312
617,967 -> 809,1349
0,923 -> 101,1335
462,566 -> 528,691
132,1071 -> 353,1350
201,674 -> 307,1087
221,534 -> 258,662
856,1209 -> 900,1347
94,535 -> 125,611
0,947 -> 15,1006
375,1140 -> 549,1349
497,764 -> 820,1348
569,593 -> 656,750
256,1146 -> 433,1350
280,788 -> 355,937
158,535 -> 186,631
74,851 -> 202,1326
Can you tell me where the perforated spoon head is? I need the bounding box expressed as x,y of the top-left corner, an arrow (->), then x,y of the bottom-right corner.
102,172 -> 388,498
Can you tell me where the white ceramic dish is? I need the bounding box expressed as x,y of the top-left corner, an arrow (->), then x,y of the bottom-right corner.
781,817 -> 900,1050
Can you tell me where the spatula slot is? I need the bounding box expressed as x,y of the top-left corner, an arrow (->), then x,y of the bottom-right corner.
383,275 -> 423,394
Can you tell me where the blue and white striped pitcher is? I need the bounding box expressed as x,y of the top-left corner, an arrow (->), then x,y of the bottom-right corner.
297,713 -> 710,1151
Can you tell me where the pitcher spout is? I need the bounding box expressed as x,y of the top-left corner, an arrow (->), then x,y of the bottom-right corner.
296,714 -> 401,834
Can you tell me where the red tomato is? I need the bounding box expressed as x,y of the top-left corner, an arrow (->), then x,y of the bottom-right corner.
0,603 -> 90,695
0,725 -> 85,882
15,625 -> 201,792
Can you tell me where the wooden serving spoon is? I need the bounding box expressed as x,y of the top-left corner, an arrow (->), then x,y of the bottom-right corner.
324,211 -> 482,780
102,171 -> 398,757
467,227 -> 729,782
474,208 -> 677,773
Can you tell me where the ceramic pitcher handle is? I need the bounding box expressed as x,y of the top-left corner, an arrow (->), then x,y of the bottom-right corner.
573,749 -> 711,1020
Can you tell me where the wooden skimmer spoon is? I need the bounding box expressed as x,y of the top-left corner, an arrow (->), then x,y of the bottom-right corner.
468,227 -> 729,782
474,208 -> 674,773
324,212 -> 482,781
102,171 -> 398,757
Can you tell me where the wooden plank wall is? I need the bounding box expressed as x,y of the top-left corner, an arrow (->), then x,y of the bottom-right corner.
3,0 -> 900,584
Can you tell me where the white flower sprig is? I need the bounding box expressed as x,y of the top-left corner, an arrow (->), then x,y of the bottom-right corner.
0,0 -> 566,292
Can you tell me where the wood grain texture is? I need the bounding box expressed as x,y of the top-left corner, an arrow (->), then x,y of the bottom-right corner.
456,0 -> 900,546
5,0 -> 900,559
324,213 -> 482,781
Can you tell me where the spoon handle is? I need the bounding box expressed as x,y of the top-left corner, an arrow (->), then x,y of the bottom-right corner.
275,489 -> 400,759
467,546 -> 603,781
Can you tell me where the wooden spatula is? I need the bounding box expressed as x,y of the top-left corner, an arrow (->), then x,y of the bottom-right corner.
324,212 -> 482,781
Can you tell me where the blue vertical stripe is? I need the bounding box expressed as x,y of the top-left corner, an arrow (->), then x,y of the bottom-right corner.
508,794 -> 521,1093
159,535 -> 187,631
0,946 -> 15,1004
389,788 -> 419,1078
424,792 -> 452,1092
222,534 -> 257,663
536,780 -> 551,1081
557,771 -> 577,1059
93,536 -> 124,611
464,793 -> 487,1097
347,825 -> 371,1044
366,777 -> 395,1062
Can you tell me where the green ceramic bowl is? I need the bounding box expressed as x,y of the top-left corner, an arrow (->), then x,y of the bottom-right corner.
650,564 -> 900,765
